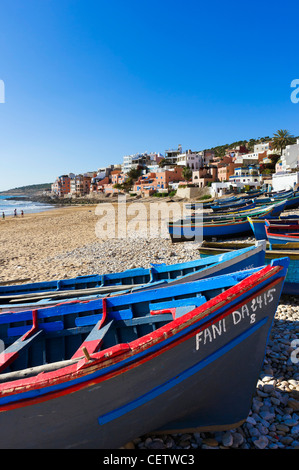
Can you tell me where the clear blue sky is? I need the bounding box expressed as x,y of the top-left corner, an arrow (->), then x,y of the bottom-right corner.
0,0 -> 298,191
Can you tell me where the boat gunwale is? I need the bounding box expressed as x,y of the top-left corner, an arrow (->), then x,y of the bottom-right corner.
0,264 -> 284,406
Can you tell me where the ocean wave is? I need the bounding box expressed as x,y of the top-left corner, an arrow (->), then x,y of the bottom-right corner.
0,197 -> 54,215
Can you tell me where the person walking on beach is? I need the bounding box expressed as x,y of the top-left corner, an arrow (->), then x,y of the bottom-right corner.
2,212 -> 4,219
21,210 -> 24,217
14,209 -> 17,217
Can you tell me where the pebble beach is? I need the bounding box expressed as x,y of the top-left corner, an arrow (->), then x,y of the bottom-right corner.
0,202 -> 298,449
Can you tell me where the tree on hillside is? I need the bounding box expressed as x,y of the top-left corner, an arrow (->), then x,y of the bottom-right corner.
272,129 -> 296,156
127,167 -> 142,180
158,158 -> 167,167
182,166 -> 192,181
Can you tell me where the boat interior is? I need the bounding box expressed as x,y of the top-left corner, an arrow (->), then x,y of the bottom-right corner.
0,267 -> 262,381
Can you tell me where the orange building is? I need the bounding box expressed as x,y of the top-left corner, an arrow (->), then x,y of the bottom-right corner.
217,163 -> 239,182
90,176 -> 110,193
192,167 -> 218,187
51,175 -> 71,197
75,175 -> 92,196
133,167 -> 184,193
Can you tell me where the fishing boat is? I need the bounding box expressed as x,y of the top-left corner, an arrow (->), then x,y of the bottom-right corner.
266,199 -> 287,217
211,201 -> 256,214
210,198 -> 247,209
0,243 -> 267,309
255,192 -> 299,210
210,199 -> 254,212
265,225 -> 299,249
199,240 -> 298,295
223,200 -> 285,221
248,216 -> 299,241
267,189 -> 293,199
265,219 -> 299,233
269,189 -> 294,198
211,195 -> 237,204
242,189 -> 265,198
280,193 -> 299,209
186,195 -> 239,210
187,200 -> 285,223
0,257 -> 289,448
168,204 -> 279,242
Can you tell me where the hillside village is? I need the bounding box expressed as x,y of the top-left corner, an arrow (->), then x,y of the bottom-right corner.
50,133 -> 299,200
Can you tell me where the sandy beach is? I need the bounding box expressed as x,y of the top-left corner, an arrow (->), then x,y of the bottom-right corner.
0,205 -> 102,283
0,200 -> 193,283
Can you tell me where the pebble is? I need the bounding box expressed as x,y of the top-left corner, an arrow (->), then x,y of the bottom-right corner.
253,436 -> 269,449
42,234 -> 299,449
221,432 -> 233,447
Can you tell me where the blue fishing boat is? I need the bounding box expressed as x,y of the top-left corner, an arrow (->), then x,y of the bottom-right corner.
209,198 -> 246,209
242,189 -> 265,198
0,243 -> 266,308
265,225 -> 299,249
0,258 -> 289,448
186,195 -> 237,210
268,189 -> 294,198
284,192 -> 299,209
248,216 -> 299,241
256,192 -> 299,209
267,199 -> 287,216
187,200 -> 285,223
168,204 -> 278,242
199,241 -> 298,295
211,201 -> 255,213
212,195 -> 237,204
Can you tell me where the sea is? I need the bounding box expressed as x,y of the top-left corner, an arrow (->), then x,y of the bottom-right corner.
0,195 -> 54,217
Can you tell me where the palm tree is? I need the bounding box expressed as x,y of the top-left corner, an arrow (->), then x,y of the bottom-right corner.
182,166 -> 192,181
272,129 -> 296,156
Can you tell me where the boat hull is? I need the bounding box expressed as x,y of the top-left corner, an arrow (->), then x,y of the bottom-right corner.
0,273 -> 285,448
169,204 -> 282,242
267,233 -> 299,248
248,217 -> 299,241
211,200 -> 254,212
168,219 -> 252,242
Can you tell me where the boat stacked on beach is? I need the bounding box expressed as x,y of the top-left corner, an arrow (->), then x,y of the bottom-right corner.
194,188 -> 299,296
0,187 -> 297,449
168,188 -> 299,243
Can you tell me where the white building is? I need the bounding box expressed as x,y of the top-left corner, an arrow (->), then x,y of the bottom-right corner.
176,150 -> 203,170
229,166 -> 262,187
280,139 -> 299,171
122,153 -> 143,173
271,171 -> 299,192
234,153 -> 259,165
254,141 -> 273,154
164,145 -> 204,169
164,145 -> 183,165
122,152 -> 163,173
210,182 -> 231,198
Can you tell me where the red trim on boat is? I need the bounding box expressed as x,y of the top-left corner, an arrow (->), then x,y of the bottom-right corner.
0,265 -> 282,410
